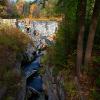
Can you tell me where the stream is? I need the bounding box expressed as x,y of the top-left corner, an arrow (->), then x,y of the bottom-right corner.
18,20 -> 58,100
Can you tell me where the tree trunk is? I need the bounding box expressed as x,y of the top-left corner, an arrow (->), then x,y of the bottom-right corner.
76,0 -> 87,77
84,0 -> 100,69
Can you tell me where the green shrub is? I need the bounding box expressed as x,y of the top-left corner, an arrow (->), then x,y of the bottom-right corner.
0,25 -> 31,52
0,25 -> 31,98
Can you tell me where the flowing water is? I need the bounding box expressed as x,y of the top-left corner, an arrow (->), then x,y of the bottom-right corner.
18,20 -> 59,100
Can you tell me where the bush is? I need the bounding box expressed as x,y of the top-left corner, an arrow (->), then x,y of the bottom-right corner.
0,25 -> 31,52
0,25 -> 31,98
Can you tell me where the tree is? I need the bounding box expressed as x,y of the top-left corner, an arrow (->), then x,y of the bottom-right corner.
76,0 -> 87,77
84,0 -> 100,69
0,0 -> 8,18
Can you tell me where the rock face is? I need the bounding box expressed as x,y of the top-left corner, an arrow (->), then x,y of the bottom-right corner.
18,20 -> 58,48
43,66 -> 66,100
14,62 -> 26,100
0,87 -> 7,100
17,20 -> 65,100
16,78 -> 26,100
